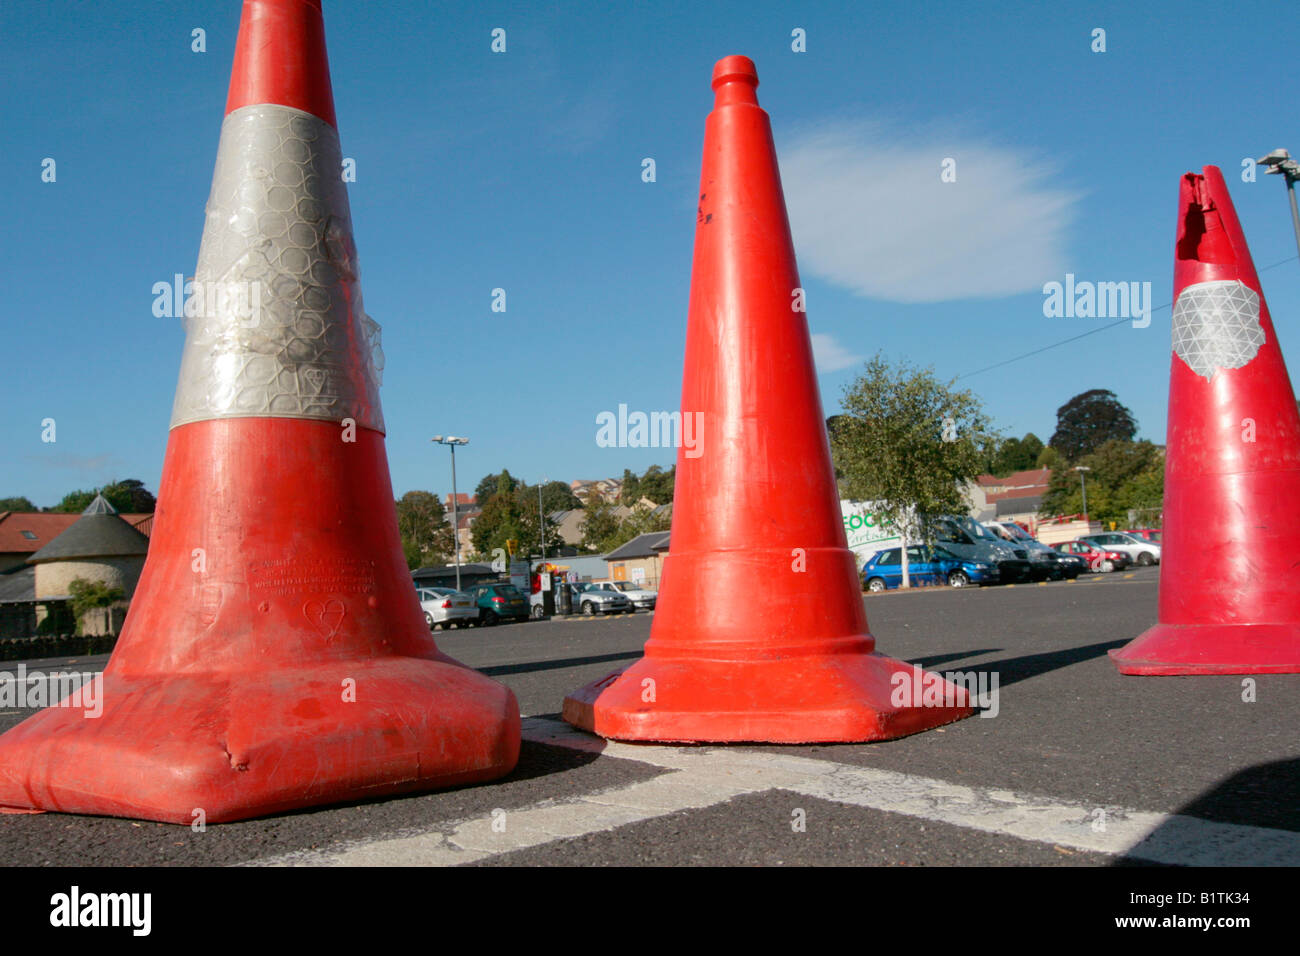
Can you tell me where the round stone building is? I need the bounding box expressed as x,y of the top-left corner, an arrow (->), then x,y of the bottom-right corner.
28,495 -> 150,632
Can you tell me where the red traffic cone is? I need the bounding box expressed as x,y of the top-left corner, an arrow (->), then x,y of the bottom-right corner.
1111,166 -> 1300,674
0,0 -> 519,823
563,56 -> 973,742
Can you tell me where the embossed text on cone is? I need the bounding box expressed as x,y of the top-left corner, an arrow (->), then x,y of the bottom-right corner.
0,0 -> 519,823
562,56 -> 973,742
1111,166 -> 1300,675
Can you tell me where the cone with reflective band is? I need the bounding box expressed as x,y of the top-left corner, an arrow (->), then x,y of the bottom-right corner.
563,56 -> 973,742
0,0 -> 519,823
1111,165 -> 1300,674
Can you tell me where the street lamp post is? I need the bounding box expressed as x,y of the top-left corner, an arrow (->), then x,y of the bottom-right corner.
431,436 -> 469,592
1074,466 -> 1091,525
1257,149 -> 1300,262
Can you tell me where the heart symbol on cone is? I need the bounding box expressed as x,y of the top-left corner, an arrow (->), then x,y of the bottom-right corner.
303,367 -> 326,392
303,599 -> 346,639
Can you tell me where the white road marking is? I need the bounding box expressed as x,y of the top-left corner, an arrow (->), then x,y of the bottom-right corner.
248,717 -> 1300,867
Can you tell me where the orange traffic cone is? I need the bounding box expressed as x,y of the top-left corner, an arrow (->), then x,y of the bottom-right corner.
563,56 -> 973,742
0,0 -> 519,823
1111,166 -> 1300,674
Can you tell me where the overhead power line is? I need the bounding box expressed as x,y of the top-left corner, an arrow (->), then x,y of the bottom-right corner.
955,255 -> 1299,381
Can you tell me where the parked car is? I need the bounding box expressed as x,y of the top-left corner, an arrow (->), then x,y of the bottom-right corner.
931,515 -> 1033,583
464,582 -> 530,625
1125,528 -> 1162,544
1045,548 -> 1086,580
591,580 -> 658,610
416,587 -> 479,629
568,582 -> 633,615
982,520 -> 1078,580
861,545 -> 1000,592
1052,540 -> 1132,573
1084,532 -> 1161,565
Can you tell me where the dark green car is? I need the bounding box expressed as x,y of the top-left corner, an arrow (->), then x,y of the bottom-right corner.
465,582 -> 529,625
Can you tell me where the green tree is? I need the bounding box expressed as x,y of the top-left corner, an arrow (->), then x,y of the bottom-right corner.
52,489 -> 97,513
395,490 -> 455,570
989,433 -> 1045,476
637,465 -> 675,505
831,353 -> 994,587
0,496 -> 36,512
472,473 -> 527,558
580,497 -> 623,553
1039,439 -> 1163,524
618,469 -> 641,504
537,480 -> 581,513
52,479 -> 156,514
67,577 -> 125,633
474,470 -> 519,506
1049,390 -> 1137,461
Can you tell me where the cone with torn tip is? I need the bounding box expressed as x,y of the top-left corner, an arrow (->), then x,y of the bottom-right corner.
562,55 -> 973,742
0,0 -> 519,823
1111,165 -> 1300,674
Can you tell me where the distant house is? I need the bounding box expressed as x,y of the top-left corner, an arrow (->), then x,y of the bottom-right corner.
967,468 -> 1053,529
444,493 -> 477,512
0,509 -> 152,573
2,495 -> 152,636
605,531 -> 671,588
570,478 -> 623,505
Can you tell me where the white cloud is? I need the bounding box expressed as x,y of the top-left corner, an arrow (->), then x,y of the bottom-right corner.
810,333 -> 863,373
782,121 -> 1080,303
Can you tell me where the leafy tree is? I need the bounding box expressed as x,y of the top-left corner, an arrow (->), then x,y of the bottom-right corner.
52,489 -> 97,513
1050,390 -> 1137,461
395,490 -> 454,570
471,473 -> 527,558
988,433 -> 1045,477
68,577 -> 125,632
0,496 -> 36,512
1039,439 -> 1164,524
580,497 -> 623,553
1036,445 -> 1061,469
618,469 -> 641,504
537,480 -> 581,513
830,353 -> 994,587
637,465 -> 675,505
52,479 -> 156,514
474,470 -> 518,506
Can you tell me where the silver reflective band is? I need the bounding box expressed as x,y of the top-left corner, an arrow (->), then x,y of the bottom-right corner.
1171,279 -> 1264,381
170,104 -> 384,431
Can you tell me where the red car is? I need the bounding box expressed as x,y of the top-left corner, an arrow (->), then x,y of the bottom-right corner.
1052,539 -> 1132,573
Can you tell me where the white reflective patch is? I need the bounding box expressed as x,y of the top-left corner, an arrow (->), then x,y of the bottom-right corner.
1171,279 -> 1264,380
171,104 -> 384,431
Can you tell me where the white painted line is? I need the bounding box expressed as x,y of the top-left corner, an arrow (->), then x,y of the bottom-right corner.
247,717 -> 1300,867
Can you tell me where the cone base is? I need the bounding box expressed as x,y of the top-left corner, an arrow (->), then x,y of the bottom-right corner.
1110,622 -> 1300,675
0,656 -> 520,824
563,652 -> 973,743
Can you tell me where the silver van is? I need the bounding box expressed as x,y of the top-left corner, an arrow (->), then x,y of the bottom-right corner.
929,515 -> 1032,583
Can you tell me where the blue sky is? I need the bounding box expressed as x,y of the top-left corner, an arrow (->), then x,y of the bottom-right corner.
3,0 -> 1299,508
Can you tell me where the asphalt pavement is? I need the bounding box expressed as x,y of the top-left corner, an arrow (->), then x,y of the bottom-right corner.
1,565 -> 1296,866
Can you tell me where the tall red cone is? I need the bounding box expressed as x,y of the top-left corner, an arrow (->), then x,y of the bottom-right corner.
563,56 -> 973,742
1112,166 -> 1300,674
0,0 -> 519,822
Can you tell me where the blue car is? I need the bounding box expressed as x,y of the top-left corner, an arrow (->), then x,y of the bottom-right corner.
861,545 -> 1000,592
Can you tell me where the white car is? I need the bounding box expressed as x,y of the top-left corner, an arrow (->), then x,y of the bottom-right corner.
416,587 -> 479,629
592,581 -> 658,610
1081,533 -> 1161,566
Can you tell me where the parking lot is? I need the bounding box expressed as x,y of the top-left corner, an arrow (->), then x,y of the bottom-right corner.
0,564 -> 1296,867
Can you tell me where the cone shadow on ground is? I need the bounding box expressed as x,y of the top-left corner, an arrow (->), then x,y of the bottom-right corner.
974,639 -> 1130,690
1111,756 -> 1300,865
481,651 -> 642,679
